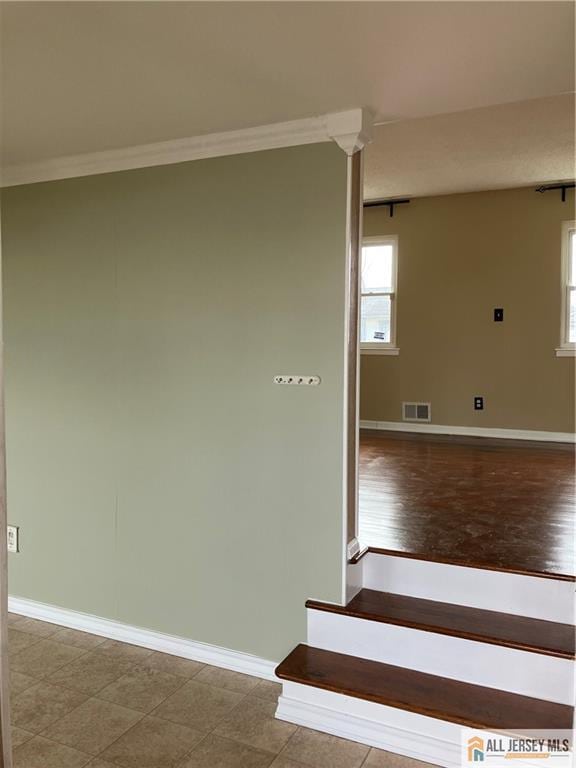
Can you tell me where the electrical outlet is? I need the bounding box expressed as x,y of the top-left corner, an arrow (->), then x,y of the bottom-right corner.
474,396 -> 484,411
7,525 -> 19,553
274,375 -> 321,386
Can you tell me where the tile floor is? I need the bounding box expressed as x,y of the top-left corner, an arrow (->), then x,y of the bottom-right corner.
8,613 -> 433,768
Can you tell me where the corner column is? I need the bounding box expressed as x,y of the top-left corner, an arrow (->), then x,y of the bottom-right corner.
0,208 -> 13,767
344,150 -> 363,561
327,108 -> 373,572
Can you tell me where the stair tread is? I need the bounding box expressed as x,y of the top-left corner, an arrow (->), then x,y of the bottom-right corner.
276,644 -> 573,730
306,589 -> 575,658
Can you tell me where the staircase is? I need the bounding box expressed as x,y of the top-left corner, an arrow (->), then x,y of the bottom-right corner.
274,549 -> 575,767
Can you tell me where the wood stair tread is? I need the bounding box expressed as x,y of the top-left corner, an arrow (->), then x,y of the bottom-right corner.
306,589 -> 575,658
276,644 -> 573,731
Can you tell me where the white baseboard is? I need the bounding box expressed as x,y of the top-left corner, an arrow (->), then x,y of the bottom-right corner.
277,686 -> 556,768
9,595 -> 277,681
359,419 -> 576,443
276,684 -> 461,768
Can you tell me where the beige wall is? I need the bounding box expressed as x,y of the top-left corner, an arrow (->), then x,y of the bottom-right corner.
361,186 -> 575,433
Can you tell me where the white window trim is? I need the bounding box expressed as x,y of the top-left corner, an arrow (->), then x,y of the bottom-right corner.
556,220 -> 576,357
360,235 -> 399,355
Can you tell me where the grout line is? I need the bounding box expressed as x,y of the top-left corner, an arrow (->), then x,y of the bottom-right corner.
274,722 -> 303,761
10,622 -> 304,766
359,750 -> 373,767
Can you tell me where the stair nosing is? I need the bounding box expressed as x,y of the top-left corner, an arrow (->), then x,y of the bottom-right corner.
364,546 -> 576,582
305,595 -> 575,660
276,644 -> 574,732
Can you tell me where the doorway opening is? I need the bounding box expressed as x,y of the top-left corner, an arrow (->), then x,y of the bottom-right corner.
355,114 -> 576,581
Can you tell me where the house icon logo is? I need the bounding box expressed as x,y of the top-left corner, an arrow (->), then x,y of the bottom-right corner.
467,736 -> 485,762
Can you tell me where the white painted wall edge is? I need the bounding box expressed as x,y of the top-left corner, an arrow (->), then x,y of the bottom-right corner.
359,419 -> 576,443
9,596 -> 278,681
0,108 -> 374,187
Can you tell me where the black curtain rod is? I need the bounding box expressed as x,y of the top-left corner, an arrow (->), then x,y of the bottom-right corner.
535,182 -> 575,202
363,198 -> 411,218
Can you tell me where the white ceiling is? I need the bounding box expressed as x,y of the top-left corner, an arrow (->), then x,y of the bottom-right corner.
365,94 -> 576,199
1,1 -> 574,196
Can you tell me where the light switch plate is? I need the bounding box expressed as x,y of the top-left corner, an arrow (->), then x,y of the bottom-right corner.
7,525 -> 19,553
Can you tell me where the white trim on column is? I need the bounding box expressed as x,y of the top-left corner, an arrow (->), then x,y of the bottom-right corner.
0,108 -> 374,188
325,109 -> 374,156
8,595 -> 278,681
359,419 -> 576,443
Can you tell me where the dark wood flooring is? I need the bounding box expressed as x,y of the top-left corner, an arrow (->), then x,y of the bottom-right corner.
359,430 -> 575,578
276,645 -> 573,731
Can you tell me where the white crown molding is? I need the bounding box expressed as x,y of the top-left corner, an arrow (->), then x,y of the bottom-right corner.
325,108 -> 374,156
9,595 -> 278,681
359,419 -> 576,444
0,108 -> 374,188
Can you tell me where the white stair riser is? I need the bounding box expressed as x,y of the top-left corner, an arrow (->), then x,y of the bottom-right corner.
277,682 -> 570,768
362,553 -> 575,624
307,610 -> 573,705
277,682 -> 465,768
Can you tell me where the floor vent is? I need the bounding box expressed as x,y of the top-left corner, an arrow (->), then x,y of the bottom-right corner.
402,402 -> 431,422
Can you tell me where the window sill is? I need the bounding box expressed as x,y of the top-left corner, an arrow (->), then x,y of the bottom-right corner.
361,346 -> 400,356
555,347 -> 576,357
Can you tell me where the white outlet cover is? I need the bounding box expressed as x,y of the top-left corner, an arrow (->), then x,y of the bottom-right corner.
274,375 -> 320,386
7,525 -> 19,553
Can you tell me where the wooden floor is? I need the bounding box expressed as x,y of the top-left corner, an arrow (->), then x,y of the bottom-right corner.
358,430 -> 576,578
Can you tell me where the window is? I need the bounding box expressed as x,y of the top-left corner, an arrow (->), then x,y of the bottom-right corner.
360,236 -> 398,354
558,221 -> 576,356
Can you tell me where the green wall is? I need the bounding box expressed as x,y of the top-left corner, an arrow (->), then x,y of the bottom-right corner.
1,143 -> 348,661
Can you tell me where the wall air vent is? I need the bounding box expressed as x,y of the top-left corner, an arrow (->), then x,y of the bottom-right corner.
402,402 -> 431,422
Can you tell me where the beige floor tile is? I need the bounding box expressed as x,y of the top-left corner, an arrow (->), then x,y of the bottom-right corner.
100,714 -> 202,768
8,613 -> 24,627
154,679 -> 244,732
42,697 -> 143,755
11,670 -> 37,696
13,735 -> 92,768
12,680 -> 87,733
97,665 -> 186,712
11,726 -> 35,749
14,617 -> 61,638
250,679 -> 282,703
271,758 -> 308,768
280,727 -> 369,768
96,639 -> 155,662
194,665 -> 260,694
50,627 -> 107,650
142,651 -> 204,678
8,628 -> 41,656
181,733 -> 276,768
47,651 -> 135,694
214,696 -> 297,754
87,760 -> 119,768
364,748 -> 439,767
10,639 -> 87,678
